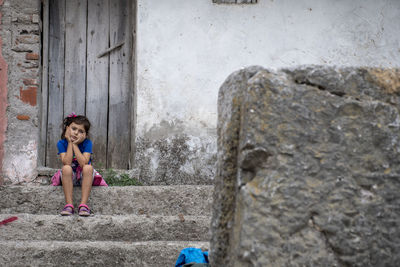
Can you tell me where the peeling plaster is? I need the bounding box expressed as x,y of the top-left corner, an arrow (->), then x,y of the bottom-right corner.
135,0 -> 399,185
3,140 -> 37,184
134,120 -> 216,185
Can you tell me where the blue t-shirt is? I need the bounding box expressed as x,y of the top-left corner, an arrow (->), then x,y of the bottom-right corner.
57,138 -> 93,162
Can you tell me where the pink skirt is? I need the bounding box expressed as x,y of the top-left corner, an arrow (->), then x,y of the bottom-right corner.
51,161 -> 108,187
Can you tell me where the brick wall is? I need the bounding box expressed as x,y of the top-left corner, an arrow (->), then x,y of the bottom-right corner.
0,0 -> 41,184
0,0 -> 7,185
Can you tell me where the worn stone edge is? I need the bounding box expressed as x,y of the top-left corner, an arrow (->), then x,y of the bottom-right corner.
210,65 -> 265,266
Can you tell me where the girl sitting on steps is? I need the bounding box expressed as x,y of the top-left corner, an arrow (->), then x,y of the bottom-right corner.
51,113 -> 107,216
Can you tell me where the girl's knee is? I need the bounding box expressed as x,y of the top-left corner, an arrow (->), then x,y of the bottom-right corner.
62,165 -> 72,175
82,164 -> 93,174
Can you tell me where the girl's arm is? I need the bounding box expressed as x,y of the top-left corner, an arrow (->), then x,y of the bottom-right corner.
60,135 -> 74,166
72,144 -> 91,167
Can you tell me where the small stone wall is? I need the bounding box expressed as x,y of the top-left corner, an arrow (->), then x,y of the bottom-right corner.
210,66 -> 400,266
135,134 -> 216,185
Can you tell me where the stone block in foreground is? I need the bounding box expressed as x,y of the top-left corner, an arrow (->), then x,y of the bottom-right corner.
210,66 -> 400,266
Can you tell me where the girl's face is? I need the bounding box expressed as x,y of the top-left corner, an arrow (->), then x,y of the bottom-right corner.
67,122 -> 87,144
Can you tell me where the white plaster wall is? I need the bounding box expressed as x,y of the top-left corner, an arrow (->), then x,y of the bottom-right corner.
3,140 -> 38,184
136,0 -> 400,135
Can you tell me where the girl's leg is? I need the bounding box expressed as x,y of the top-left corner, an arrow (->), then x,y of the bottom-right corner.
80,164 -> 94,205
61,165 -> 74,205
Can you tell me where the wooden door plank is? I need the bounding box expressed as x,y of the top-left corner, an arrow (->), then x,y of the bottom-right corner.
39,0 -> 50,167
64,0 -> 87,116
86,0 -> 109,168
108,0 -> 132,169
46,0 -> 66,168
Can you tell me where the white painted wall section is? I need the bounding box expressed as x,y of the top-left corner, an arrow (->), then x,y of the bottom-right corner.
136,0 -> 400,135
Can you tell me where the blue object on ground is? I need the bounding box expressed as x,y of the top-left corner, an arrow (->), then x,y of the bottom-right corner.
175,247 -> 209,267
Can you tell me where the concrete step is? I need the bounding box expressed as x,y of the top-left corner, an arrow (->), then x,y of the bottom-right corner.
0,185 -> 213,215
0,240 -> 209,267
0,213 -> 210,242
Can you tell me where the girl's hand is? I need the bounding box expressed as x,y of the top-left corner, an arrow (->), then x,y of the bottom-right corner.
65,127 -> 72,143
72,138 -> 81,145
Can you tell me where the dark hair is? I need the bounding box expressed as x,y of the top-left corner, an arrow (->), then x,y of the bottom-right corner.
61,115 -> 91,139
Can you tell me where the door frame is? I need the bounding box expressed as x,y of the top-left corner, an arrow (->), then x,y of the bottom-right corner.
38,0 -> 137,169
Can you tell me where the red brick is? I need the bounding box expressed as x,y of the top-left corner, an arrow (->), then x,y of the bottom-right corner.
17,115 -> 30,120
25,53 -> 39,60
23,78 -> 38,86
19,86 -> 37,106
16,35 -> 39,45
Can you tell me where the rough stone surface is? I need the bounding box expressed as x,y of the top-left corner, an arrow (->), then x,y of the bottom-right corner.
210,66 -> 400,266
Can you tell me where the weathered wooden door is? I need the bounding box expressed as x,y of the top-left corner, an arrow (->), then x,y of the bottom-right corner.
41,0 -> 134,169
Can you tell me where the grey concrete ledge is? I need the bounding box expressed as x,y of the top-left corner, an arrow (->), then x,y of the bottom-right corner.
0,213 -> 211,242
0,240 -> 209,267
0,185 -> 214,216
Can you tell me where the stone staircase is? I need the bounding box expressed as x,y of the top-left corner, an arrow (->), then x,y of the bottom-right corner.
0,185 -> 213,266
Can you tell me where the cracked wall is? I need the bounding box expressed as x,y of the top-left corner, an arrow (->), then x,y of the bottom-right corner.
211,66 -> 400,266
